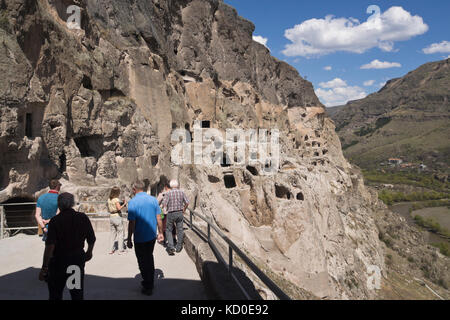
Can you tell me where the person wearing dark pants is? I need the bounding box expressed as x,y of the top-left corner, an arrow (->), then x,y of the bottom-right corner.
127,181 -> 163,296
38,193 -> 96,300
165,211 -> 184,254
162,180 -> 189,255
134,239 -> 156,291
47,254 -> 85,300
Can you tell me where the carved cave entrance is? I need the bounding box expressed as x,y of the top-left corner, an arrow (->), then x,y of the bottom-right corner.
1,197 -> 37,236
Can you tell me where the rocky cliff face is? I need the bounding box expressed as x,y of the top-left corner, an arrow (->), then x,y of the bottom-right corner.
0,0 -> 399,299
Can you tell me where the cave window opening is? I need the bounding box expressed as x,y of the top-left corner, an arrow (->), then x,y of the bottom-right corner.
1,197 -> 37,236
275,185 -> 292,200
151,155 -> 159,167
296,192 -> 304,201
314,152 -> 320,157
224,175 -> 237,189
25,113 -> 33,138
304,135 -> 309,141
221,153 -> 231,167
201,120 -> 211,128
172,123 -> 177,130
59,153 -> 66,174
153,175 -> 169,195
323,149 -> 328,155
82,75 -> 93,90
74,136 -> 103,158
246,165 -> 258,176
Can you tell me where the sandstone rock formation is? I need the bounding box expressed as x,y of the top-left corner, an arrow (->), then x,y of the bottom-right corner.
0,0 -> 446,299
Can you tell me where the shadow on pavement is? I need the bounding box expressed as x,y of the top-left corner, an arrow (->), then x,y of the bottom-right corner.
0,267 -> 206,300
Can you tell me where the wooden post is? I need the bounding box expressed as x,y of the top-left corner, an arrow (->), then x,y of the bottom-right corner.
0,206 -> 4,240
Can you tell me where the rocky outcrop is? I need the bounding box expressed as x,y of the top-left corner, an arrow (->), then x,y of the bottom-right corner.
1,0 -> 437,299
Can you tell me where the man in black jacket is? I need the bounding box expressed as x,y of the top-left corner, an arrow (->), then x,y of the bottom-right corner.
38,193 -> 96,300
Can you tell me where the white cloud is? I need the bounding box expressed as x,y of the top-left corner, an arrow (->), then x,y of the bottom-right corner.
282,6 -> 428,57
315,78 -> 367,107
324,66 -> 332,71
360,59 -> 401,69
253,35 -> 269,48
379,81 -> 387,88
423,41 -> 450,54
364,80 -> 376,86
319,78 -> 347,88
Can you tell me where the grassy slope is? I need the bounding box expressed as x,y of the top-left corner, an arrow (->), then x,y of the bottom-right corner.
329,58 -> 450,172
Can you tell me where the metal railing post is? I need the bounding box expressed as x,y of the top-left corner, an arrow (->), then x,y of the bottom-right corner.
207,218 -> 211,243
0,206 -> 4,240
190,210 -> 193,228
228,246 -> 233,276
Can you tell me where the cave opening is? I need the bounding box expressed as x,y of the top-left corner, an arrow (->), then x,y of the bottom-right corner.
275,185 -> 292,200
224,175 -> 236,189
221,153 -> 231,167
201,120 -> 211,128
74,136 -> 103,158
296,192 -> 304,201
82,75 -> 93,90
149,175 -> 169,196
246,165 -> 258,176
1,197 -> 37,236
25,113 -> 33,138
59,153 -> 66,174
151,155 -> 159,167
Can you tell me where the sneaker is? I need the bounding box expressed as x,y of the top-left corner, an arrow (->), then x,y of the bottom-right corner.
176,246 -> 183,253
167,248 -> 175,256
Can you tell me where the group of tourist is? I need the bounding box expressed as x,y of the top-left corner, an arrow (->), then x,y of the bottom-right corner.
35,178 -> 190,300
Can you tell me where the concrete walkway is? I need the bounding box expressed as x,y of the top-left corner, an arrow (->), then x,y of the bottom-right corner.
0,232 -> 207,300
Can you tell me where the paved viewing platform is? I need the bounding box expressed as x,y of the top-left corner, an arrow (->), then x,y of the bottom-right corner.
0,232 -> 207,300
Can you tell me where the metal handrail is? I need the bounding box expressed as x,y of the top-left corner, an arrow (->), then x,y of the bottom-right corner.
185,209 -> 291,300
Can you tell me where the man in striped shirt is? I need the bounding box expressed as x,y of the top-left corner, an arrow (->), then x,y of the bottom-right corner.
162,180 -> 189,255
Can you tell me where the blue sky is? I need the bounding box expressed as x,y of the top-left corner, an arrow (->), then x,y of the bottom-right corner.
224,0 -> 450,106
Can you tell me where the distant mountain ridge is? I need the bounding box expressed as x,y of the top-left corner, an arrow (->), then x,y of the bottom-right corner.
328,58 -> 450,171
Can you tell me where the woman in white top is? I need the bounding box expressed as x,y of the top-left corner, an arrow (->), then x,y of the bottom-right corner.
107,187 -> 127,254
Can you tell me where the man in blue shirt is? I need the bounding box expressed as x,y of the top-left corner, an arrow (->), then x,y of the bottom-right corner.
127,180 -> 163,296
35,180 -> 61,242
